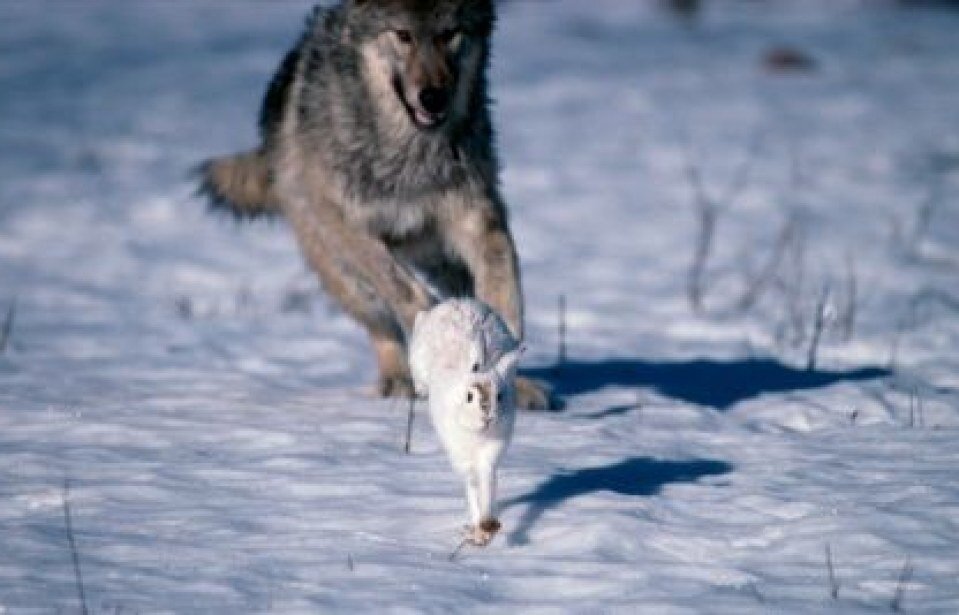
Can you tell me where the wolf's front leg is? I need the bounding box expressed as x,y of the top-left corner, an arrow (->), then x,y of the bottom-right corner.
445,205 -> 523,340
281,194 -> 435,397
445,207 -> 555,411
283,193 -> 435,336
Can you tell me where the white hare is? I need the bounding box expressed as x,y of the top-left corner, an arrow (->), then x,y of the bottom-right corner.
409,299 -> 522,546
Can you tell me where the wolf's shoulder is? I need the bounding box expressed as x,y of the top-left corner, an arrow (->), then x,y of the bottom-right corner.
258,5 -> 341,139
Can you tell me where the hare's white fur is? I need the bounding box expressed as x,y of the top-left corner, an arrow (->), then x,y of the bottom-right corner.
409,299 -> 521,545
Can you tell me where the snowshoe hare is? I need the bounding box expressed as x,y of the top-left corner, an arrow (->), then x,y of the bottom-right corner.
409,299 -> 522,546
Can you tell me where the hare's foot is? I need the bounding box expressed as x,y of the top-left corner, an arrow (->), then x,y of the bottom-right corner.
464,519 -> 502,546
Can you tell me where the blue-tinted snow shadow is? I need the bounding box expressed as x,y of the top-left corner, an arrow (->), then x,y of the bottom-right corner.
502,457 -> 732,545
524,358 -> 890,411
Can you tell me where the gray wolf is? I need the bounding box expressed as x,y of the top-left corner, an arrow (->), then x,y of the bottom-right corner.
198,0 -> 549,409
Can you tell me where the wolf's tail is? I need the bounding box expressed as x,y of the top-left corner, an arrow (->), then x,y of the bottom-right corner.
196,149 -> 280,218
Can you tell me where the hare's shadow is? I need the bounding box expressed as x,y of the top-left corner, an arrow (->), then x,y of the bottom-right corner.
502,456 -> 732,545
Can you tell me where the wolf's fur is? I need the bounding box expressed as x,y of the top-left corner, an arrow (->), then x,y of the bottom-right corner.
198,149 -> 277,218
198,0 -> 548,407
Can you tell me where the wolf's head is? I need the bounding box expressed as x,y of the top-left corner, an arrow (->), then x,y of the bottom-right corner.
343,0 -> 495,132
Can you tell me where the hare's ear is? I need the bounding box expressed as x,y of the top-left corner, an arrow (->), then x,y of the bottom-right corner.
495,344 -> 525,379
413,310 -> 426,335
467,336 -> 487,373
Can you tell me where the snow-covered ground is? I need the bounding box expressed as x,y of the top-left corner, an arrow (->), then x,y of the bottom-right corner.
2,1 -> 958,612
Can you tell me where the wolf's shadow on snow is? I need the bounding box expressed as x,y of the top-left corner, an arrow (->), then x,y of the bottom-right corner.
524,357 -> 890,411
502,457 -> 732,545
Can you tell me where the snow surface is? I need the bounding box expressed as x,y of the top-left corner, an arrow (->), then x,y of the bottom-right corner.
1,1 -> 958,612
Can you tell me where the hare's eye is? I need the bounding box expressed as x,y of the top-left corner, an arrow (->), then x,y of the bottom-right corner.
466,391 -> 474,403
471,362 -> 480,372
496,392 -> 504,403
393,29 -> 413,45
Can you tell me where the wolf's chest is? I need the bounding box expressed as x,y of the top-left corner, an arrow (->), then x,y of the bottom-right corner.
353,194 -> 437,239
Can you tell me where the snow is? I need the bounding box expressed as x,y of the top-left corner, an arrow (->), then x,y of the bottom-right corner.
1,0 -> 958,612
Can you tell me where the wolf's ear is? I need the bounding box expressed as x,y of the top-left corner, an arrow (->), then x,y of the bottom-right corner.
413,310 -> 426,334
467,0 -> 497,35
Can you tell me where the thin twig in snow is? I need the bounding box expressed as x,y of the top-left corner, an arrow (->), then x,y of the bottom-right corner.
908,388 -> 925,429
449,539 -> 469,562
738,214 -> 801,311
687,194 -> 718,313
806,283 -> 831,371
909,392 -> 916,429
682,133 -> 761,313
0,299 -> 16,354
683,151 -> 719,313
404,398 -> 415,454
782,222 -> 809,346
62,479 -> 89,615
557,294 -> 567,368
917,389 -> 925,428
745,581 -> 765,604
908,185 -> 940,258
890,558 -> 914,612
838,255 -> 858,341
825,543 -> 840,600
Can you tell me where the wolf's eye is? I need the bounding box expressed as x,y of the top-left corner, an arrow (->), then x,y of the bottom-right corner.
437,28 -> 460,46
393,29 -> 413,45
471,362 -> 480,372
496,392 -> 504,403
466,391 -> 474,403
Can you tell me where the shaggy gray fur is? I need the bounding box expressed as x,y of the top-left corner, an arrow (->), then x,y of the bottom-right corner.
293,3 -> 499,203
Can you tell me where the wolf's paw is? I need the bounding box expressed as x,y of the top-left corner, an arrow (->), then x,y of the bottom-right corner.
515,377 -> 562,411
464,519 -> 501,546
376,373 -> 416,399
373,336 -> 416,399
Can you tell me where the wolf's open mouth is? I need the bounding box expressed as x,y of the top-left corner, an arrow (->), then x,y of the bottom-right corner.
393,78 -> 447,130
413,107 -> 446,128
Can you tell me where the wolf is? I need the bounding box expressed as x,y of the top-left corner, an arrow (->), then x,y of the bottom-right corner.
198,0 -> 550,409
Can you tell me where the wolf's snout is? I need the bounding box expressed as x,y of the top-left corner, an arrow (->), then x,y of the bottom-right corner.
419,87 -> 450,116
